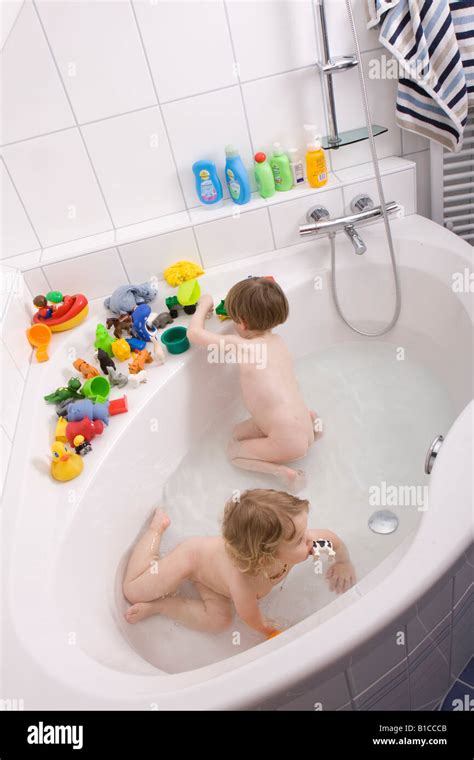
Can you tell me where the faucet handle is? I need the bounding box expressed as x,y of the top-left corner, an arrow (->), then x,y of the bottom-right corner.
306,205 -> 330,224
350,194 -> 374,214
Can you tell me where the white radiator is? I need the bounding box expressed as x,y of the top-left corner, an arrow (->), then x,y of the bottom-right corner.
430,114 -> 474,246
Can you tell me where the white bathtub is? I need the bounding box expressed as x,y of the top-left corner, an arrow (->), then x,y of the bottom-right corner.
2,213 -> 472,710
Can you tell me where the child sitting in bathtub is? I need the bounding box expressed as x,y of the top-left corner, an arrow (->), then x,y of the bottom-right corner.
123,489 -> 355,637
188,277 -> 322,491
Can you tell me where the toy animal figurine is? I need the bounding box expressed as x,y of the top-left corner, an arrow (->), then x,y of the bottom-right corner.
111,338 -> 131,362
50,441 -> 83,482
149,334 -> 165,364
126,337 -> 146,352
66,399 -> 110,425
95,324 -> 114,357
73,358 -> 100,379
44,377 -> 84,404
107,366 -> 128,388
312,539 -> 336,574
73,435 -> 92,456
131,303 -> 153,342
147,311 -> 174,330
129,349 -> 153,374
106,314 -> 133,339
129,370 -> 147,388
104,282 -> 158,315
96,348 -> 116,375
66,416 -> 105,446
55,399 -> 75,417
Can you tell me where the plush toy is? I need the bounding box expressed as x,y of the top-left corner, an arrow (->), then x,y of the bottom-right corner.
104,282 -> 158,315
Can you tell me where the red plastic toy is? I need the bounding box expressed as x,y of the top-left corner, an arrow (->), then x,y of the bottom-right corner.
108,396 -> 128,416
65,417 -> 105,447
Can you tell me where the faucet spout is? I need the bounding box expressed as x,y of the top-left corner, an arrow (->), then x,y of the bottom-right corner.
344,224 -> 366,255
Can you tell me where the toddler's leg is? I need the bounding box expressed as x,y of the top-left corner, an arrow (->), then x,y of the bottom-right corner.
231,417 -> 265,442
123,509 -> 192,604
227,436 -> 307,492
125,582 -> 233,633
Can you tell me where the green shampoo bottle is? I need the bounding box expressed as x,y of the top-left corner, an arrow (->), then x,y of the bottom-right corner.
254,152 -> 275,198
269,142 -> 293,191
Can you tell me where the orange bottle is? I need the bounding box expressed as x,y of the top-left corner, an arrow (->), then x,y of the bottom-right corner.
306,135 -> 328,188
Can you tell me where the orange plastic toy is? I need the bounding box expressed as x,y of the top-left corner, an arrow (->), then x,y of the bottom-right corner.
32,293 -> 88,332
267,630 -> 282,640
73,358 -> 100,379
26,324 -> 52,362
129,349 -> 152,375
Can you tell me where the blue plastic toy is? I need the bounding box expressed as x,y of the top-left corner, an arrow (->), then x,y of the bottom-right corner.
131,303 -> 158,342
66,399 -> 110,425
126,337 -> 147,352
104,282 -> 158,315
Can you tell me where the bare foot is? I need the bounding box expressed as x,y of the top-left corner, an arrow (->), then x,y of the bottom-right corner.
124,602 -> 160,624
310,410 -> 324,442
150,508 -> 171,534
277,466 -> 307,493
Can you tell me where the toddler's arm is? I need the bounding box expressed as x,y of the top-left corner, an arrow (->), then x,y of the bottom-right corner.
309,528 -> 356,593
188,295 -> 242,349
231,584 -> 279,638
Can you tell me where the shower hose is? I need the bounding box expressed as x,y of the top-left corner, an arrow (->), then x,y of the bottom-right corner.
329,0 -> 401,337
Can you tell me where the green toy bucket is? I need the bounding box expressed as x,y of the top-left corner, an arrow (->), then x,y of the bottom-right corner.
161,326 -> 190,354
82,376 -> 110,403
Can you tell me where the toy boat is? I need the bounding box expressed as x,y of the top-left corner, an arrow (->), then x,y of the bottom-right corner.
33,294 -> 88,332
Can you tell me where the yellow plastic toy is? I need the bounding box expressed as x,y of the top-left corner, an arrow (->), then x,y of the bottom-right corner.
163,261 -> 204,287
111,338 -> 131,362
54,417 -> 68,443
50,441 -> 83,482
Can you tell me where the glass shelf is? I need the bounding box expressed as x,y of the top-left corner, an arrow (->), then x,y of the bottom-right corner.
322,125 -> 388,150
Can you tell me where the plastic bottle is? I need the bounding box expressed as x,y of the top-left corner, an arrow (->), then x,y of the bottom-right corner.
269,142 -> 293,191
254,152 -> 275,198
288,148 -> 305,186
192,160 -> 223,205
305,130 -> 328,188
224,145 -> 251,205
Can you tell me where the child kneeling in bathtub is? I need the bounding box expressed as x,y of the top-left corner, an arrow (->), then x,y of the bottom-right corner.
123,489 -> 355,637
188,277 -> 322,492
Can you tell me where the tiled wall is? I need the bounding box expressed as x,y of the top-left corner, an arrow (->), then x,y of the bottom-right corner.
1,0 -> 431,270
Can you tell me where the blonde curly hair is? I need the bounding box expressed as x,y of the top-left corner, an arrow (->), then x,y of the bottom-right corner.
222,489 -> 309,576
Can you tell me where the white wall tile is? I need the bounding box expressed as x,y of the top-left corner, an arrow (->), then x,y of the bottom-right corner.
42,248 -> 128,301
269,185 -> 344,248
0,160 -> 39,258
194,208 -> 274,267
277,671 -> 351,711
0,424 -> 12,499
1,275 -> 33,378
36,0 -> 156,123
319,0 -> 380,59
408,615 -> 451,709
0,0 -> 24,49
341,167 -> 416,215
132,0 -> 235,102
355,661 -> 410,710
226,0 -> 317,82
0,339 -> 24,438
3,129 -> 112,247
242,67 -> 326,158
163,87 -> 254,206
407,576 -> 453,652
349,624 -> 407,696
119,228 -> 200,284
0,1 -> 75,144
82,107 -> 185,228
407,150 -> 431,219
402,129 -> 430,155
329,50 -> 402,172
23,267 -> 50,299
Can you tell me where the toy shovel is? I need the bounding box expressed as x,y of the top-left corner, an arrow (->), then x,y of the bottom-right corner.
26,324 -> 52,362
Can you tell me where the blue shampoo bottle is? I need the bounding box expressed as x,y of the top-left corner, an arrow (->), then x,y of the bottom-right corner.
224,145 -> 251,205
192,160 -> 223,205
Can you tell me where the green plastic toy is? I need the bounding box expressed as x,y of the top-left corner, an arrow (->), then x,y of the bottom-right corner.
215,300 -> 229,320
44,377 -> 84,404
82,376 -> 110,404
94,323 -> 115,357
46,290 -> 63,304
161,326 -> 190,354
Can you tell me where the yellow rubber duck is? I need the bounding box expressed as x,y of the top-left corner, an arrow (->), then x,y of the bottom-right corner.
163,260 -> 204,287
50,441 -> 84,482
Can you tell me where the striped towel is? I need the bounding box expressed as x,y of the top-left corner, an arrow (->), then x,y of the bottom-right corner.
366,0 -> 474,151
